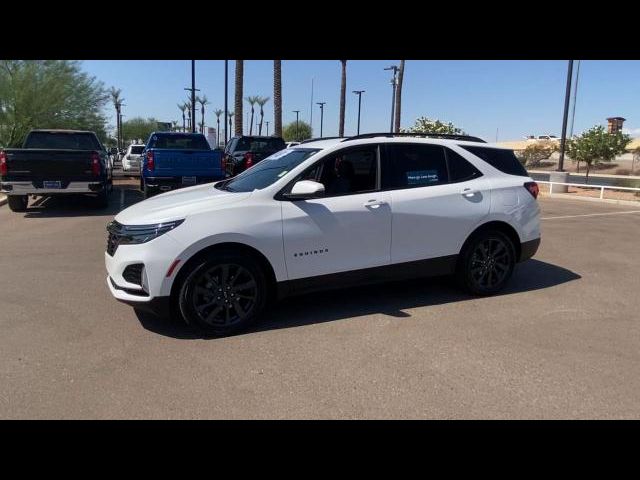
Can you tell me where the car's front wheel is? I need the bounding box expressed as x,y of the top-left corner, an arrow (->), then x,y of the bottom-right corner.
7,195 -> 28,212
456,230 -> 516,296
177,251 -> 268,337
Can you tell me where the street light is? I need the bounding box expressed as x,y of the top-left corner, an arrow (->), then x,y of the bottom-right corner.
224,60 -> 228,145
384,65 -> 399,133
292,110 -> 300,141
352,90 -> 365,135
558,60 -> 574,172
316,102 -> 326,137
184,60 -> 199,133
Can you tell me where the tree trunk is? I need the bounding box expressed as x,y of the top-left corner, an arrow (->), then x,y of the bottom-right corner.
274,60 -> 282,137
235,60 -> 244,136
259,109 -> 264,135
585,163 -> 590,184
394,60 -> 405,133
249,106 -> 254,135
339,60 -> 347,137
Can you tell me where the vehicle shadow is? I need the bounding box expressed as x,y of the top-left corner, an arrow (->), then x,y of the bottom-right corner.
135,259 -> 581,340
21,184 -> 142,218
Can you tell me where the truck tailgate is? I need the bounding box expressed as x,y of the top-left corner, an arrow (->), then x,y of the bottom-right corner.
152,149 -> 223,177
4,149 -> 96,180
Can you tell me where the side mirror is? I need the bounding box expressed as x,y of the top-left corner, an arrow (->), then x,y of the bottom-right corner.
284,180 -> 325,200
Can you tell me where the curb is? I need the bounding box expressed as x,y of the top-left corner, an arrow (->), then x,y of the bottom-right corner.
0,194 -> 6,207
539,192 -> 640,207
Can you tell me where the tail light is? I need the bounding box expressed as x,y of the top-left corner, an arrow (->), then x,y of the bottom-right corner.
244,152 -> 254,168
524,181 -> 539,199
146,151 -> 155,172
0,151 -> 7,176
91,152 -> 101,176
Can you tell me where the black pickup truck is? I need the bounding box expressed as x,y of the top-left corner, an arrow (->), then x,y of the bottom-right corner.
0,129 -> 113,212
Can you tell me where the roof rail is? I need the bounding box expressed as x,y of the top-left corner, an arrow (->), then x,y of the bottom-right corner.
299,136 -> 347,144
341,132 -> 487,143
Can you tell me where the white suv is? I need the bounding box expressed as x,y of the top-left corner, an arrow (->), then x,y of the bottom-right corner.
105,134 -> 541,336
121,144 -> 145,174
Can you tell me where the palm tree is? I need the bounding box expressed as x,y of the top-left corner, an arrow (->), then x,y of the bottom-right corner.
172,120 -> 178,132
394,60 -> 405,133
178,103 -> 187,132
256,96 -> 270,135
185,100 -> 193,131
228,112 -> 235,139
213,109 -> 223,146
196,95 -> 209,133
234,60 -> 244,136
245,96 -> 259,135
109,87 -> 124,149
274,60 -> 282,137
338,60 -> 347,137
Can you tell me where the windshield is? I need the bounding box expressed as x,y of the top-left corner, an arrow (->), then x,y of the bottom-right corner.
147,134 -> 210,150
217,149 -> 319,192
24,132 -> 101,150
236,137 -> 285,153
130,146 -> 144,154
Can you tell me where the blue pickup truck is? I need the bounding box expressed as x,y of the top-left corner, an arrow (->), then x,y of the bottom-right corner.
140,132 -> 224,198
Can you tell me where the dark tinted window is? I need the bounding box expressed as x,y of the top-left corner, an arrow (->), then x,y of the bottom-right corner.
446,148 -> 483,182
384,144 -> 448,189
461,146 -> 528,177
147,133 -> 210,150
130,146 -> 144,154
24,132 -> 101,150
235,137 -> 285,153
218,149 -> 319,192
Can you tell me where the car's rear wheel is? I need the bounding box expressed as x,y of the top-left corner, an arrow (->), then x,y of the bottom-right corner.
177,251 -> 268,337
7,195 -> 28,212
456,230 -> 516,295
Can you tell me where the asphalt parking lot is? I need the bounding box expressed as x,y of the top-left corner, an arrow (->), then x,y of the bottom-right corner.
1,181 -> 639,419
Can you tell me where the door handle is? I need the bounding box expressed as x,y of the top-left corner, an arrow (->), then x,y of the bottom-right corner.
461,188 -> 478,197
364,199 -> 387,208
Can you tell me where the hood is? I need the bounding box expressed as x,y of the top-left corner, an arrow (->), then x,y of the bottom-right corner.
115,183 -> 252,225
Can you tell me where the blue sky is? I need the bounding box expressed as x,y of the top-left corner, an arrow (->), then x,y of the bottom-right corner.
82,60 -> 640,141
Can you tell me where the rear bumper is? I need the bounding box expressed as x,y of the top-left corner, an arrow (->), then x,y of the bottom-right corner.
1,181 -> 105,195
519,238 -> 540,262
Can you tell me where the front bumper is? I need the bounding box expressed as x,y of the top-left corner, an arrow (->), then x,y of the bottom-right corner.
107,277 -> 171,317
1,181 -> 105,195
104,230 -> 185,301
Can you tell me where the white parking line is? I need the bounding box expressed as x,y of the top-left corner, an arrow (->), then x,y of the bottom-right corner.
542,210 -> 640,220
120,188 -> 125,211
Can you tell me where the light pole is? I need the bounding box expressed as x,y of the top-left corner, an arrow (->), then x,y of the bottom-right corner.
292,110 -> 300,141
224,60 -> 228,145
558,60 -> 574,172
316,102 -> 326,137
384,65 -> 399,133
265,121 -> 270,136
184,60 -> 199,133
353,90 -> 365,135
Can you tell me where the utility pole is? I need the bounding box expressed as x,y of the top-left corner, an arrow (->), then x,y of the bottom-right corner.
224,60 -> 228,145
316,102 -> 326,137
558,60 -> 574,172
310,77 -> 314,136
569,59 -> 581,139
293,110 -> 300,141
353,90 -> 365,135
183,60 -> 199,134
265,121 -> 270,136
384,65 -> 399,133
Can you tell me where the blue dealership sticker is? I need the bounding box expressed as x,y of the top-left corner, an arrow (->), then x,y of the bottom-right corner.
406,170 -> 439,185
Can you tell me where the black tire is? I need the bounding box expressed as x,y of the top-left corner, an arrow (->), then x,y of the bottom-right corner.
143,184 -> 152,199
95,188 -> 109,208
7,195 -> 28,212
177,251 -> 268,337
456,230 -> 516,296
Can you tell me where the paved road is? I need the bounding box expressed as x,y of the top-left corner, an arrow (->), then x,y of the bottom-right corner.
1,183 -> 639,419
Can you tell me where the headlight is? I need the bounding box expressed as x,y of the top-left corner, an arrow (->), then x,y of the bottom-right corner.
107,219 -> 184,245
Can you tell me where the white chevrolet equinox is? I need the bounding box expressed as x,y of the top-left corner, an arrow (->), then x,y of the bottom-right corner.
106,134 -> 541,336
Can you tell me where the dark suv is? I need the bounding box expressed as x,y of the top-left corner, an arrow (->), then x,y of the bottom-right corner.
224,136 -> 286,176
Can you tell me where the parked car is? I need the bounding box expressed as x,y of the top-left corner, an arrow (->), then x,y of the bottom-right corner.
106,133 -> 541,337
122,144 -> 145,174
140,132 -> 225,198
1,129 -> 112,211
223,135 -> 286,177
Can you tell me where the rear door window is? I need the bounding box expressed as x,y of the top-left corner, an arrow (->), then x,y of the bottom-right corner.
461,146 -> 528,177
383,144 -> 449,190
445,148 -> 483,182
